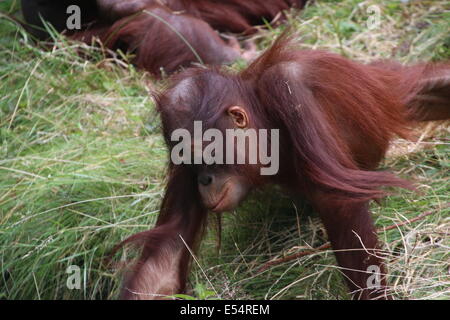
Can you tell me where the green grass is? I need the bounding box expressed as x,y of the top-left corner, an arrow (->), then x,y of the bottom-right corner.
0,0 -> 449,300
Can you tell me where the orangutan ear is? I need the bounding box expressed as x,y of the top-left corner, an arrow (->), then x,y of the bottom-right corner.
227,106 -> 249,128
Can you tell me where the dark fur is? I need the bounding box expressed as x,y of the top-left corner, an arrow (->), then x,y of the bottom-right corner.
73,5 -> 241,75
21,0 -> 307,75
117,35 -> 450,300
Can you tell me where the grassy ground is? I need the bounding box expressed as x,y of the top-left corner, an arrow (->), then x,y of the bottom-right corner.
0,0 -> 449,300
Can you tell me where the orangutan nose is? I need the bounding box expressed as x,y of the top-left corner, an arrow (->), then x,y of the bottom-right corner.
198,173 -> 213,186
